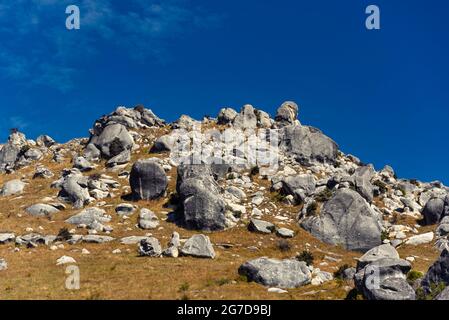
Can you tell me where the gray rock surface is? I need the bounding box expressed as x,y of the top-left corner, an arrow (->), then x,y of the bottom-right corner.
58,174 -> 91,208
281,174 -> 316,203
355,257 -> 414,300
138,208 -> 159,229
276,228 -> 295,238
130,159 -> 168,200
217,108 -> 238,125
275,101 -> 299,127
280,125 -> 338,165
422,198 -> 445,225
232,105 -> 258,130
248,219 -> 275,234
357,244 -> 400,269
91,123 -> 134,159
66,207 -> 112,231
0,179 -> 26,196
138,237 -> 162,257
238,258 -> 312,289
106,150 -> 130,167
181,234 -> 215,259
177,164 -> 226,231
0,233 -> 15,244
353,165 -> 375,202
301,189 -> 382,252
25,204 -> 60,217
115,203 -> 136,216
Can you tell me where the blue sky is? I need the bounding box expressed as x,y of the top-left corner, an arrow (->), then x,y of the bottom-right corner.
0,0 -> 448,184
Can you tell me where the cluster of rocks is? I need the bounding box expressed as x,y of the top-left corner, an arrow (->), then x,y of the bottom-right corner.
83,106 -> 165,165
51,169 -> 120,208
0,231 -> 115,248
0,131 -> 56,173
138,233 -> 215,259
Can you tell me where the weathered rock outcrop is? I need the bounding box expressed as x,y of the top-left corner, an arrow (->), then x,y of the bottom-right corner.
301,189 -> 382,252
280,125 -> 338,166
177,164 -> 227,231
354,245 -> 415,300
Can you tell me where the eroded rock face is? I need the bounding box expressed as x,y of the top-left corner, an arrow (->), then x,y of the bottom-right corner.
301,189 -> 382,252
354,245 -> 415,300
177,164 -> 227,231
129,159 -> 168,201
280,125 -> 338,166
275,101 -> 299,127
232,105 -> 258,130
353,165 -> 375,203
238,258 -> 311,289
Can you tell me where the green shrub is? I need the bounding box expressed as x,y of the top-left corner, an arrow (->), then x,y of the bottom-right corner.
272,192 -> 286,203
297,250 -> 314,266
407,270 -> 424,283
56,228 -> 72,241
315,188 -> 333,202
381,230 -> 389,242
179,282 -> 190,293
416,282 -> 447,300
334,264 -> 352,280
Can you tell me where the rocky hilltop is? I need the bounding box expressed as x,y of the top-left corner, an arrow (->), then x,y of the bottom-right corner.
0,102 -> 448,300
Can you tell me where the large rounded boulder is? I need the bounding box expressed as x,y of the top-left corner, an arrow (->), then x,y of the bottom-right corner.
301,188 -> 382,252
130,159 -> 168,200
422,198 -> 445,225
177,164 -> 227,231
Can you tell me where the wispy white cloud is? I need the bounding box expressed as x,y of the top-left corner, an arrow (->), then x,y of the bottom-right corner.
0,0 -> 222,92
